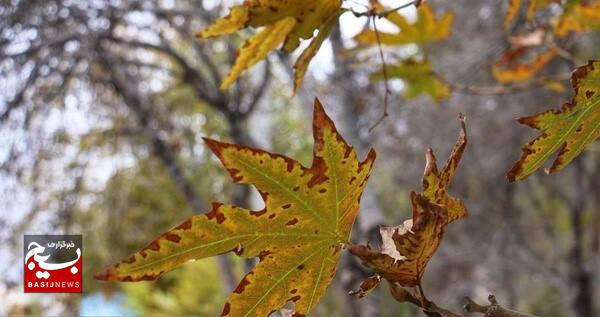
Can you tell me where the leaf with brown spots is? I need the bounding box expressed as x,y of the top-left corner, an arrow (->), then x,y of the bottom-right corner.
508,60 -> 600,181
421,113 -> 467,222
347,115 -> 467,292
348,192 -> 448,287
95,98 -> 376,317
196,0 -> 343,91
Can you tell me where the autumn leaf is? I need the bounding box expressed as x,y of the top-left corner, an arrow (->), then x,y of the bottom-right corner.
196,0 -> 343,91
355,2 -> 454,46
370,61 -> 450,103
348,192 -> 448,287
504,0 -> 523,31
504,0 -> 555,30
348,274 -> 381,298
507,60 -> 600,181
293,11 -> 342,92
348,115 -> 467,290
95,98 -> 376,317
555,0 -> 600,37
491,47 -> 557,83
421,113 -> 468,222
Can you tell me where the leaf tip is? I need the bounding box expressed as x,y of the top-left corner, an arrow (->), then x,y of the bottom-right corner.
203,137 -> 227,157
93,270 -> 111,281
506,166 -> 520,182
366,148 -> 377,164
312,97 -> 335,133
424,148 -> 438,175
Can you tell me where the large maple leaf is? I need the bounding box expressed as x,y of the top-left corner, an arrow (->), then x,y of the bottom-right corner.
348,114 -> 467,292
196,0 -> 342,92
95,98 -> 376,317
507,60 -> 600,181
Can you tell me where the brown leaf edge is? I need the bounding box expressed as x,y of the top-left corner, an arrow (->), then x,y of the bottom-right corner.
507,59 -> 599,181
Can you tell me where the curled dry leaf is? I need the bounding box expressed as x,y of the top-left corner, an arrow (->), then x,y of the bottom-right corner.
348,192 -> 448,287
196,0 -> 343,91
95,99 -> 376,317
348,274 -> 381,298
348,115 -> 467,292
508,60 -> 600,181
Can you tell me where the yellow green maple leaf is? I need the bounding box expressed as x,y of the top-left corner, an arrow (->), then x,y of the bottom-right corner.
197,0 -> 343,92
355,2 -> 454,46
95,98 -> 376,317
347,115 -> 467,288
370,61 -> 450,103
507,60 -> 600,181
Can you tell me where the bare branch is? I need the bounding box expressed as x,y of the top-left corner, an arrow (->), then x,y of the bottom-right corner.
1,61 -> 41,122
464,295 -> 539,317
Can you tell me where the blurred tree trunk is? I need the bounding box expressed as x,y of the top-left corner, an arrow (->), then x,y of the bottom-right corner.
569,159 -> 593,317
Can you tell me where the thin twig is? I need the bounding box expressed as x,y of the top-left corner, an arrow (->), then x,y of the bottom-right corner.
417,282 -> 431,307
368,16 -> 391,132
449,72 -> 571,95
350,0 -> 420,18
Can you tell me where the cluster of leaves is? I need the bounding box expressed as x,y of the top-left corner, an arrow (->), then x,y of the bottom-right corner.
491,0 -> 600,179
94,1 -> 600,316
355,1 -> 454,103
494,0 -> 600,84
508,60 -> 600,181
196,0 -> 343,92
95,99 -> 475,316
195,0 -> 454,102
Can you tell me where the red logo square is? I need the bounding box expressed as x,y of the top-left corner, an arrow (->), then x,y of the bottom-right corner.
24,235 -> 82,293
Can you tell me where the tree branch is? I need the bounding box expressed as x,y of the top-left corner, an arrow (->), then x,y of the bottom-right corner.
98,53 -> 206,214
464,295 -> 538,317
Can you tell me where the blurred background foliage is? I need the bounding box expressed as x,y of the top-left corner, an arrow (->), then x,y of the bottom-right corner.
0,0 -> 598,316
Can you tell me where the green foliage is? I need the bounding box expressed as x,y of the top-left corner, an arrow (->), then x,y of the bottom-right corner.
124,259 -> 226,317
